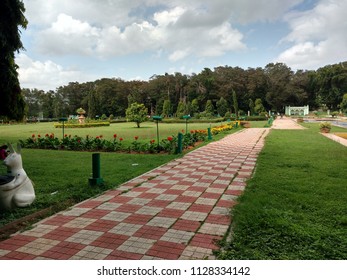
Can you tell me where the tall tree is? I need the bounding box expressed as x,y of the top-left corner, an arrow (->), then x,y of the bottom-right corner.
162,99 -> 172,117
249,99 -> 255,115
254,98 -> 265,115
190,98 -> 199,117
205,100 -> 214,117
232,90 -> 239,119
0,0 -> 27,120
216,97 -> 228,117
176,101 -> 185,118
265,63 -> 293,111
340,93 -> 347,113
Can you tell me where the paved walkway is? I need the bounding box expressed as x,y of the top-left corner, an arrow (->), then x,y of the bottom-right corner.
272,116 -> 305,129
0,128 -> 269,260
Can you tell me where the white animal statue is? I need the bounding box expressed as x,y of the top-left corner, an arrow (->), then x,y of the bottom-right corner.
0,143 -> 35,211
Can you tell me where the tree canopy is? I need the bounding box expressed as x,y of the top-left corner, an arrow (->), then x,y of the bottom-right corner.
0,0 -> 27,121
21,61 -> 347,120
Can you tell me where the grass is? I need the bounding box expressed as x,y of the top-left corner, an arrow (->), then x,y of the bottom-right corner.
216,122 -> 347,259
0,121 -> 226,145
247,120 -> 268,128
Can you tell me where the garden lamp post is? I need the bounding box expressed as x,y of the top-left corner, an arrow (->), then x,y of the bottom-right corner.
152,116 -> 162,148
59,117 -> 68,139
183,115 -> 191,134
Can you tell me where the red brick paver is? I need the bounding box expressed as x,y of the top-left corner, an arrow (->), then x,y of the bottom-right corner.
0,128 -> 269,260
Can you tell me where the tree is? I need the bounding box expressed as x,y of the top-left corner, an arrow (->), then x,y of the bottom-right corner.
232,90 -> 239,118
162,99 -> 172,117
205,100 -> 214,117
216,97 -> 228,117
254,98 -> 265,114
176,101 -> 185,118
190,99 -> 199,116
340,93 -> 347,113
249,99 -> 255,115
0,0 -> 28,120
265,63 -> 293,111
126,102 -> 148,128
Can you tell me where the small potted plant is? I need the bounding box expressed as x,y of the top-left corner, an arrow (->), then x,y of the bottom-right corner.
319,121 -> 331,133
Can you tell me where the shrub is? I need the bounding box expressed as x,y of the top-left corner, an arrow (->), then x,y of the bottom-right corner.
54,122 -> 110,128
244,116 -> 267,121
161,117 -> 225,123
319,122 -> 331,129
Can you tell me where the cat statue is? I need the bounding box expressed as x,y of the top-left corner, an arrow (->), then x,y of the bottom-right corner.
0,143 -> 35,211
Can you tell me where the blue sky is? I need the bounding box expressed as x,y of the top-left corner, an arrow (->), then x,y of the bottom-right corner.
16,0 -> 347,91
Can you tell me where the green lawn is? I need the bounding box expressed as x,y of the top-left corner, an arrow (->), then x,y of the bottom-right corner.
216,123 -> 347,259
0,121 -> 224,145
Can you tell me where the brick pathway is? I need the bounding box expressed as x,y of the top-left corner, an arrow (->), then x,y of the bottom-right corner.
272,116 -> 305,129
0,128 -> 269,260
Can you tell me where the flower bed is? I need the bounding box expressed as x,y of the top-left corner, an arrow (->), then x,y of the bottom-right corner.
19,132 -> 206,154
190,122 -> 237,136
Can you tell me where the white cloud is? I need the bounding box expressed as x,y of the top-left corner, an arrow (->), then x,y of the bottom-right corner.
16,54 -> 92,91
278,0 -> 347,69
36,13 -> 100,55
23,0 -> 305,64
32,4 -> 246,61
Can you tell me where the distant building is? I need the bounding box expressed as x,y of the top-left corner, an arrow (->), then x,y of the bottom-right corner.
285,105 -> 309,116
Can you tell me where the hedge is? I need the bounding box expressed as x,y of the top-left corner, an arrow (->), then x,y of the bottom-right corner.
54,122 -> 110,128
160,117 -> 226,123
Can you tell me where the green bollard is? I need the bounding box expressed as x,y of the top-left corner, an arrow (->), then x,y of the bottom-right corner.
89,153 -> 104,186
207,127 -> 212,140
176,132 -> 183,154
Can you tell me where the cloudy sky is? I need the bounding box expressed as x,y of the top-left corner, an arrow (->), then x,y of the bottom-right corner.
16,0 -> 347,91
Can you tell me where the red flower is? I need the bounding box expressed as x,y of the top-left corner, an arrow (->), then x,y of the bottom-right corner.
38,134 -> 41,138
64,134 -> 68,137
134,136 -> 139,140
150,139 -> 155,144
119,137 -> 123,141
167,136 -> 173,141
77,139 -> 81,143
113,134 -> 117,138
32,134 -> 35,138
99,135 -> 103,138
96,136 -> 100,139
45,133 -> 49,137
